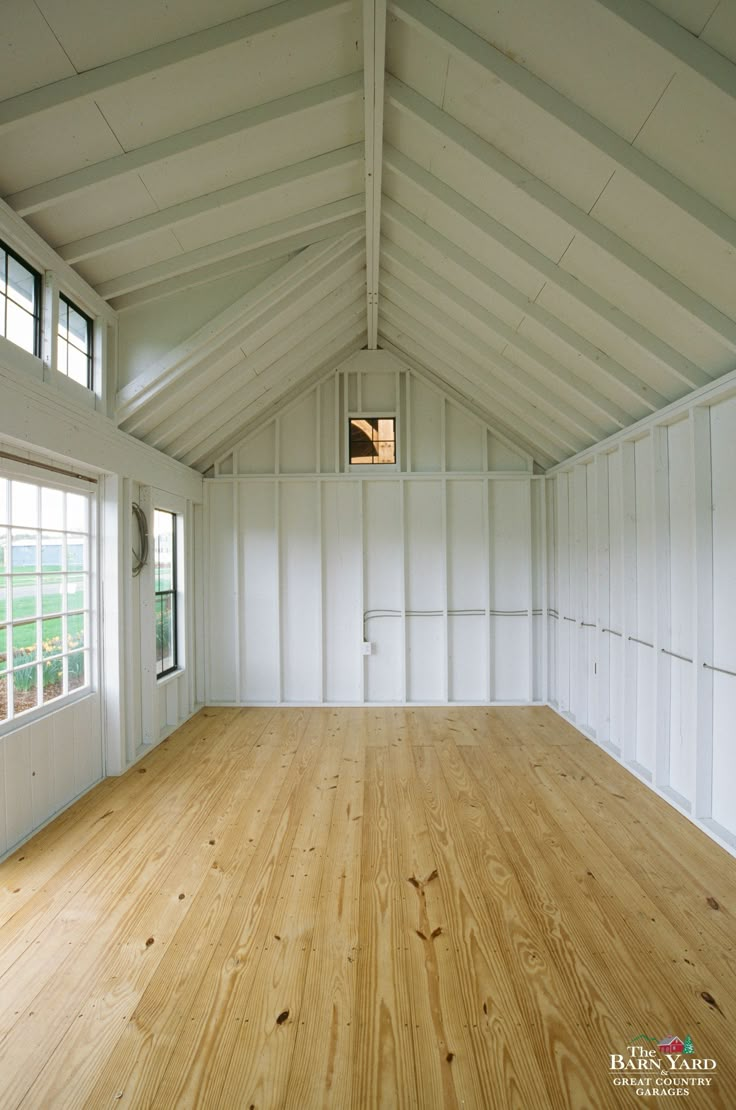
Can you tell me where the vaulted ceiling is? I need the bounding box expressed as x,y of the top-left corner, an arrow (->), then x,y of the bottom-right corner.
1,0 -> 735,471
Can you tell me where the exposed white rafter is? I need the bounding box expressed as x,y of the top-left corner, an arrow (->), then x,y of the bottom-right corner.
379,334 -> 556,468
363,0 -> 387,348
116,229 -> 363,423
379,325 -> 564,467
386,78 -> 736,355
145,275 -> 366,450
380,292 -> 601,450
383,145 -> 711,391
183,318 -> 366,469
0,198 -> 114,322
59,143 -> 363,264
0,0 -> 350,132
391,0 -> 736,256
381,255 -> 632,429
99,196 -> 365,302
5,72 -> 363,217
592,0 -> 736,104
166,298 -> 366,460
383,197 -> 669,411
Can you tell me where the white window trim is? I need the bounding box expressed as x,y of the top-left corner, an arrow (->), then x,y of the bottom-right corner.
151,489 -> 187,682
346,410 -> 400,473
0,456 -> 98,738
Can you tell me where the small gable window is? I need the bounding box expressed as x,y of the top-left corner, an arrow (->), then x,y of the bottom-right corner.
349,417 -> 396,465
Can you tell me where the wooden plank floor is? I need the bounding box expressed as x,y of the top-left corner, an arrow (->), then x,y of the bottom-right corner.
0,706 -> 734,1109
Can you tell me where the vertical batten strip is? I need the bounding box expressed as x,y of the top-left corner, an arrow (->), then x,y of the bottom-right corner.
596,454 -> 611,746
96,316 -> 109,415
400,477 -> 408,703
569,467 -> 580,721
317,481 -> 325,703
526,477 -> 534,704
691,407 -> 714,819
405,372 -> 413,473
483,473 -> 492,703
620,442 -> 638,766
138,484 -> 158,744
442,477 -> 449,702
275,479 -> 283,705
486,476 -> 494,701
203,482 -> 211,706
539,480 -> 548,703
359,479 -> 366,703
122,477 -> 134,766
315,384 -> 322,475
555,474 -> 567,712
42,271 -> 59,378
185,499 -> 194,716
652,426 -> 672,790
233,481 -> 241,705
334,372 -> 341,474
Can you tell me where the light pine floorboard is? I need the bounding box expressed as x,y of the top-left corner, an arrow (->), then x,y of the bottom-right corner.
0,706 -> 734,1109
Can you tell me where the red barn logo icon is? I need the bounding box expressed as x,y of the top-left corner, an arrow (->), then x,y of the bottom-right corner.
658,1036 -> 684,1054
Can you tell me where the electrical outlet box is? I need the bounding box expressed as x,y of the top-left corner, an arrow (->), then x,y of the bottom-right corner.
361,641 -> 373,655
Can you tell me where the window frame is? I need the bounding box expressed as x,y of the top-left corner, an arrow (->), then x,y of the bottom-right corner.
154,508 -> 178,680
347,413 -> 398,470
0,238 -> 42,358
57,293 -> 93,390
0,460 -> 96,733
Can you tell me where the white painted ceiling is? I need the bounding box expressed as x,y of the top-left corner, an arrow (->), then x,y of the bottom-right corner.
1,0 -> 735,471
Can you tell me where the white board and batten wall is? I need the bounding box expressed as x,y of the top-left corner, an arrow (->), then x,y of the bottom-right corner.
0,329 -> 204,859
206,351 -> 546,707
547,383 -> 736,856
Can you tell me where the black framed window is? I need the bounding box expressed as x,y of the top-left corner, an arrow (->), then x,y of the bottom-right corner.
0,240 -> 41,357
154,510 -> 177,678
349,417 -> 396,465
58,294 -> 93,388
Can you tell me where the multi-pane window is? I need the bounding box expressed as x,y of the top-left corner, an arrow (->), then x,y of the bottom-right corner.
0,474 -> 92,725
154,510 -> 177,678
0,240 -> 41,357
349,417 -> 396,464
58,295 -> 93,388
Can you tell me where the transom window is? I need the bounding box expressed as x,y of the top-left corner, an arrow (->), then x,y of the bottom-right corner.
154,510 -> 178,678
349,417 -> 396,465
58,294 -> 93,388
0,474 -> 92,724
0,240 -> 41,357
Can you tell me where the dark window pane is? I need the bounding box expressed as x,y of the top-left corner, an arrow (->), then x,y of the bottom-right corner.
0,242 -> 40,356
154,508 -> 177,676
349,417 -> 396,464
58,295 -> 92,389
156,593 -> 175,675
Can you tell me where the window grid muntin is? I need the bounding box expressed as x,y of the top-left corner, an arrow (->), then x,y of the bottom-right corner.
348,416 -> 397,465
0,477 -> 92,723
0,239 -> 41,357
58,293 -> 93,389
154,509 -> 178,679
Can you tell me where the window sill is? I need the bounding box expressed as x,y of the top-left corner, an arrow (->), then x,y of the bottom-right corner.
156,668 -> 184,688
43,367 -> 96,409
0,686 -> 96,739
